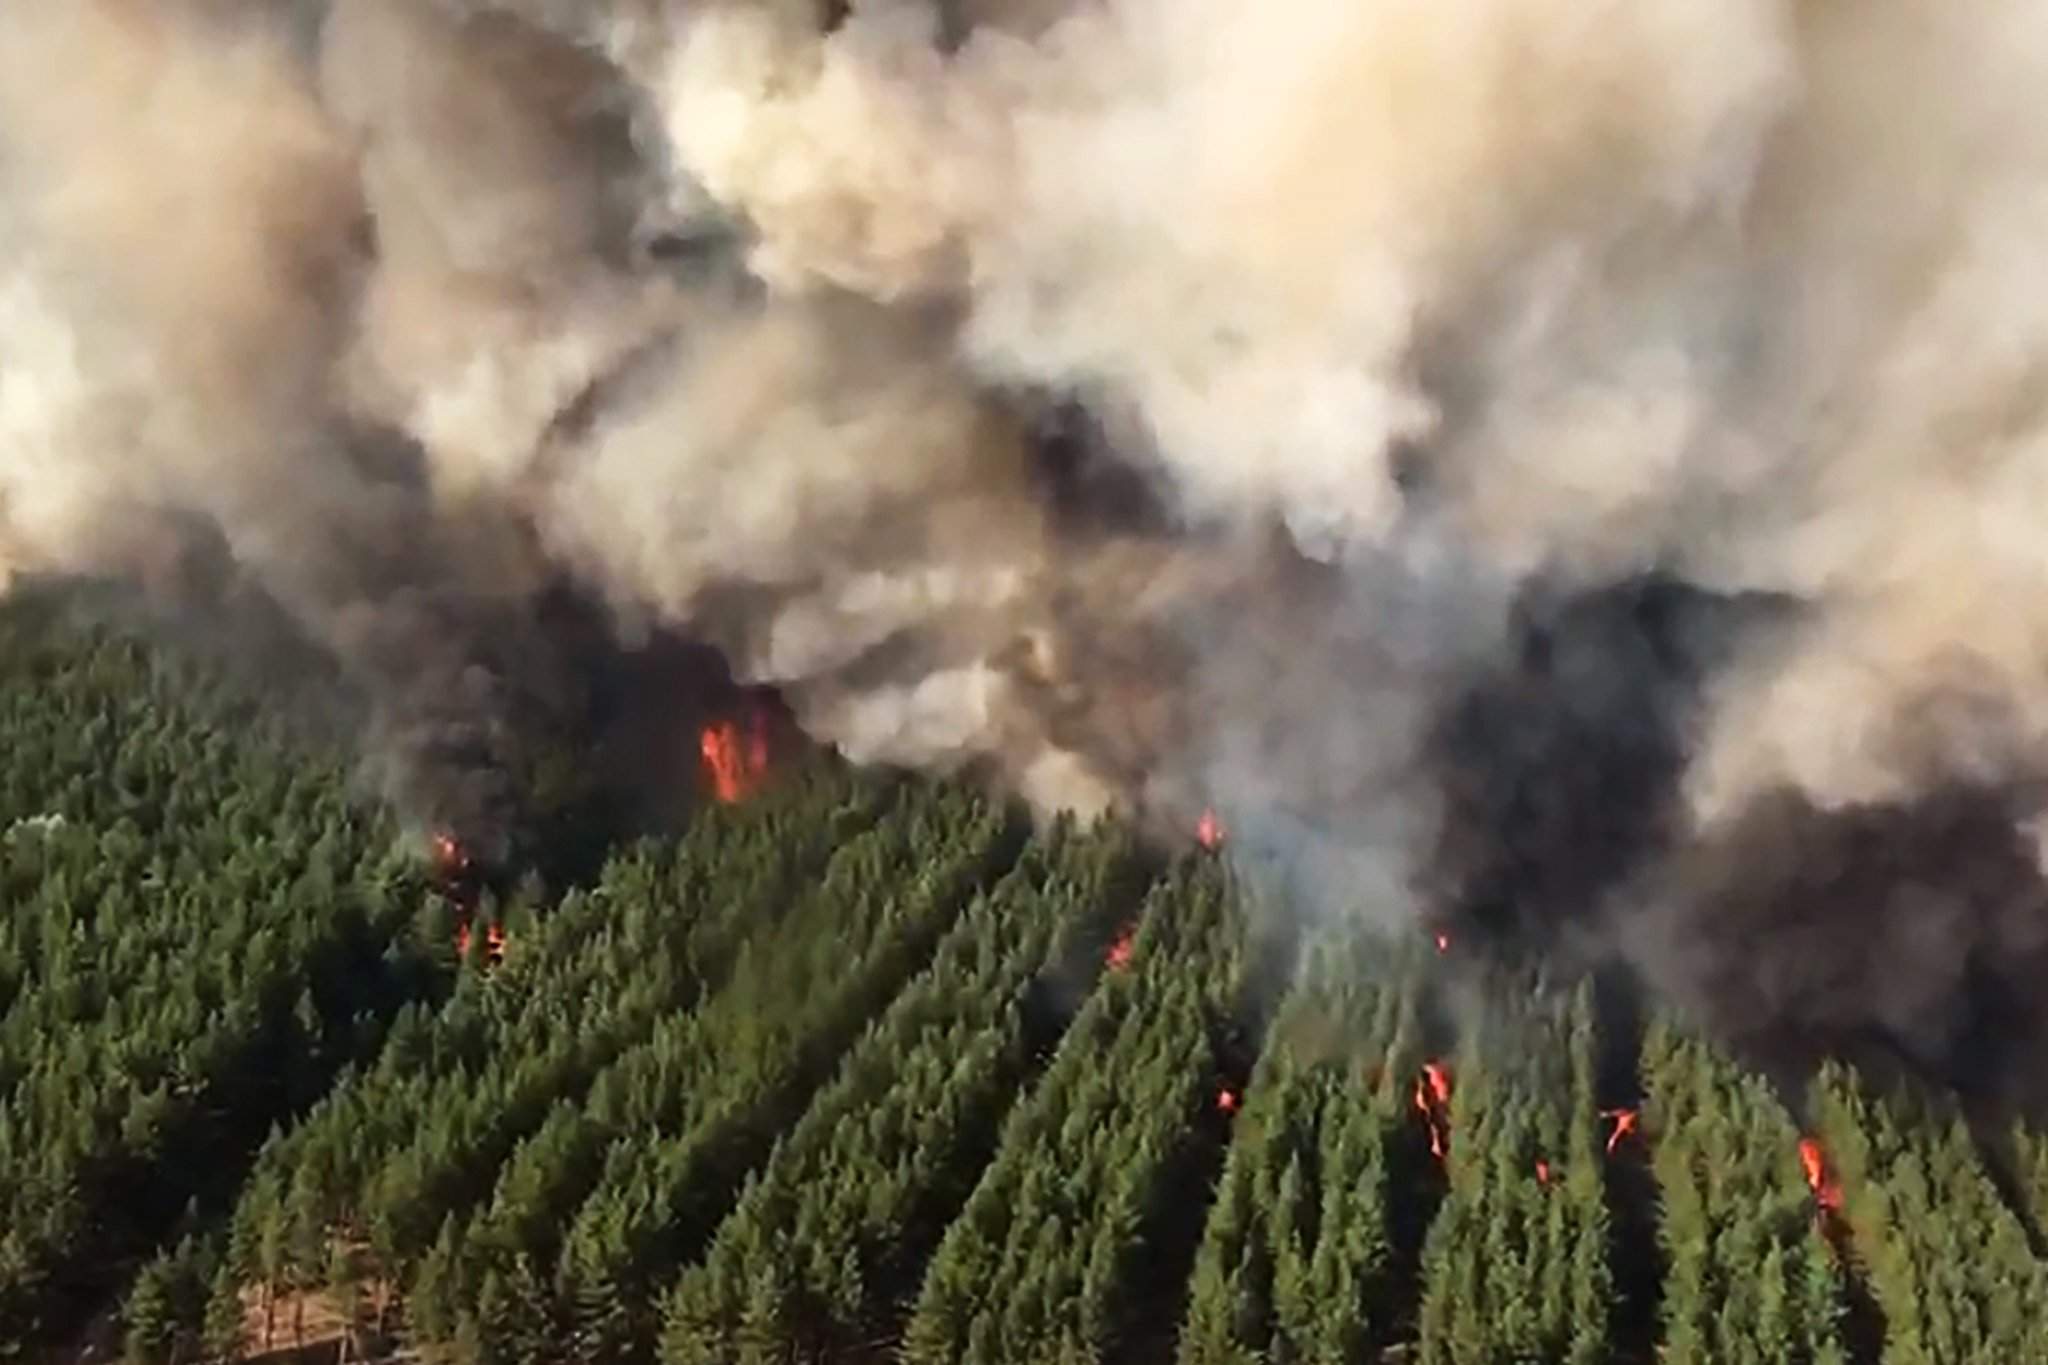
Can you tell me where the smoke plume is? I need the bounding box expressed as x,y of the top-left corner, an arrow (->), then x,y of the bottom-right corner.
9,0 -> 2048,1094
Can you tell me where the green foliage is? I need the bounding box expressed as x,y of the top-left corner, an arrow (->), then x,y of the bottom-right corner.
1812,1062 -> 2048,1364
1640,1019 -> 1844,1365
0,595 -> 423,1355
900,855 -> 1244,1365
14,587 -> 2048,1365
1177,933 -> 1416,1365
1416,981 -> 1611,1365
661,818 -> 1146,1364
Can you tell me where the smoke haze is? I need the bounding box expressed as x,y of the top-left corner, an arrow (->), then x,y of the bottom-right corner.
9,0 -> 2048,1095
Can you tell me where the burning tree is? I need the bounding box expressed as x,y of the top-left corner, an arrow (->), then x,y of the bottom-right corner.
698,696 -> 776,804
1797,1136 -> 1842,1214
1413,1060 -> 1452,1162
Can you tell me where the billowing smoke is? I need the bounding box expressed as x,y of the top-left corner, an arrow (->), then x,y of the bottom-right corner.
9,0 -> 2048,1095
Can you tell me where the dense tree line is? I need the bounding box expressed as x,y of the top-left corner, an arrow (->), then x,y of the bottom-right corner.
1176,934 -> 1419,1365
661,818 -> 1147,1364
1415,980 -> 1611,1365
0,599 -> 424,1357
1811,1062 -> 2048,1363
20,593 -> 2048,1364
1639,1021 -> 1845,1365
213,767 -> 886,1359
899,856 -> 1244,1365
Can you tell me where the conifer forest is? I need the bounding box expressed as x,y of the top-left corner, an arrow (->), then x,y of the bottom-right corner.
10,585 -> 2048,1365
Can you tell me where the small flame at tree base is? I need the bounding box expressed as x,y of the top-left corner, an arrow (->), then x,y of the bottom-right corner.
1215,1087 -> 1240,1115
1195,808 -> 1225,850
1105,925 -> 1136,971
1433,930 -> 1451,954
1535,1158 -> 1551,1185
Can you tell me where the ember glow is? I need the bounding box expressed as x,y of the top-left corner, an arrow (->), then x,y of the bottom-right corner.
1215,1087 -> 1240,1115
1413,1060 -> 1453,1161
1105,927 -> 1136,972
1433,930 -> 1451,955
453,919 -> 507,967
429,830 -> 470,875
1534,1158 -> 1551,1185
700,706 -> 772,804
1195,808 -> 1225,851
1600,1108 -> 1640,1157
1798,1136 -> 1844,1213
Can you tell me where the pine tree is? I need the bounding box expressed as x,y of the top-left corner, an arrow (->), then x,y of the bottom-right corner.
123,1255 -> 176,1365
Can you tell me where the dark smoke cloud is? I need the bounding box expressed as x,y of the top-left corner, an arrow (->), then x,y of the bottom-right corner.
8,0 -> 2048,1093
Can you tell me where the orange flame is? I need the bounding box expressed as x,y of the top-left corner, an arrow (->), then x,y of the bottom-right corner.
1799,1136 -> 1844,1212
1413,1060 -> 1452,1161
1216,1087 -> 1240,1115
1196,808 -> 1225,850
1105,926 -> 1136,971
1601,1107 -> 1640,1156
1421,1060 -> 1452,1108
700,707 -> 772,804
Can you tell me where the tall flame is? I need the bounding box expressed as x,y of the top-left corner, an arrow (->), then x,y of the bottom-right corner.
1421,1060 -> 1452,1108
1413,1060 -> 1453,1161
700,704 -> 772,804
1798,1136 -> 1844,1213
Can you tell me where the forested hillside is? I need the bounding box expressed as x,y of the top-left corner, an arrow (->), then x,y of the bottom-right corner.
10,589 -> 2048,1365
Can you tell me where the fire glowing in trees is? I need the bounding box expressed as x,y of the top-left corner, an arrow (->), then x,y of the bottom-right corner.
1196,808 -> 1225,850
1414,1060 -> 1453,1161
1433,930 -> 1451,954
1535,1158 -> 1552,1185
700,706 -> 772,804
1601,1107 -> 1640,1156
454,919 -> 506,965
429,830 -> 471,876
1799,1136 -> 1844,1213
1105,926 -> 1136,972
1215,1087 -> 1240,1115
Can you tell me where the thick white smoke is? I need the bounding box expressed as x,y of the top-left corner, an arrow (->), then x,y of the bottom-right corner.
11,0 -> 2048,956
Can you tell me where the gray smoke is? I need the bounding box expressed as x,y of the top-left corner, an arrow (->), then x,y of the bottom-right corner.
10,0 -> 2048,1085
